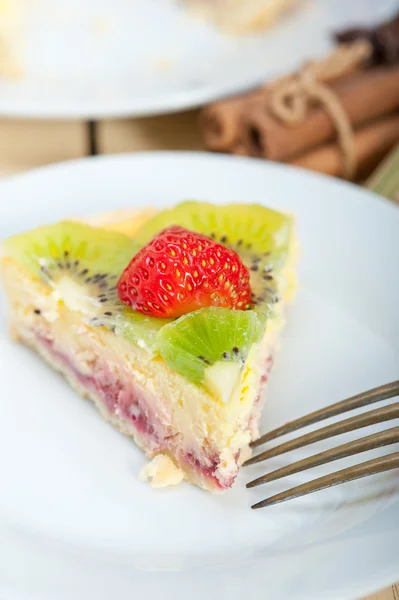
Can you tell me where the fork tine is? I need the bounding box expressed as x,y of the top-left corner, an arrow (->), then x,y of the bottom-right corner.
247,426 -> 399,488
245,402 -> 399,466
251,452 -> 399,509
251,380 -> 399,449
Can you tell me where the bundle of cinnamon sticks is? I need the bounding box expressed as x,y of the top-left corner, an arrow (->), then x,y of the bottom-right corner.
199,11 -> 399,180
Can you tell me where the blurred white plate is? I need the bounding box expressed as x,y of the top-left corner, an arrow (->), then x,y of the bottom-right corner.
0,0 -> 398,118
0,152 -> 398,600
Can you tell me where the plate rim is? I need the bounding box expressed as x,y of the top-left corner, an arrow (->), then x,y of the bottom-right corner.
0,74 -> 265,120
0,150 -> 398,213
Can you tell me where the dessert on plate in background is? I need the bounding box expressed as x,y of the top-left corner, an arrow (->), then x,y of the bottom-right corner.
181,0 -> 297,34
0,0 -> 24,77
0,0 -> 297,80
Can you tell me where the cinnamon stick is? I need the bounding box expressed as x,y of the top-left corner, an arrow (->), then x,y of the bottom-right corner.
199,90 -> 264,151
290,114 -> 399,179
335,10 -> 399,66
200,66 -> 399,161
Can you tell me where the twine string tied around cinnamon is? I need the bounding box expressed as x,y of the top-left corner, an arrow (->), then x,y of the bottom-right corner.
268,40 -> 373,178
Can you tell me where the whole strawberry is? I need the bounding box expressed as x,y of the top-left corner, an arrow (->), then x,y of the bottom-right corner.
117,226 -> 252,318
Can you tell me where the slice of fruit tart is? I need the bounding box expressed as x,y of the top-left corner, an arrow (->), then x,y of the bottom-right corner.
0,201 -> 297,492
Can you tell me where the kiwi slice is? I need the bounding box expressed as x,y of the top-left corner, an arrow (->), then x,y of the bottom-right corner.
157,307 -> 261,384
3,221 -> 137,286
93,308 -> 168,353
2,221 -> 165,351
134,200 -> 291,318
3,221 -> 133,315
133,200 -> 291,264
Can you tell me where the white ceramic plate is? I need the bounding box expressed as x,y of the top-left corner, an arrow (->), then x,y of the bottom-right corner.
1,0 -> 399,118
0,152 -> 398,600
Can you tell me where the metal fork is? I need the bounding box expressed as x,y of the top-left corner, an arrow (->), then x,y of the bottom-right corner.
244,381 -> 399,509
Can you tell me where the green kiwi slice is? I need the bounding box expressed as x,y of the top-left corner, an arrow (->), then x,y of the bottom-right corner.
2,221 -> 165,351
157,307 -> 261,384
3,221 -> 137,285
133,200 -> 291,265
93,309 -> 168,352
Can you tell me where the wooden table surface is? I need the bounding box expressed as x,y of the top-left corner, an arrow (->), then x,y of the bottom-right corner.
0,113 -> 397,600
0,112 -> 204,176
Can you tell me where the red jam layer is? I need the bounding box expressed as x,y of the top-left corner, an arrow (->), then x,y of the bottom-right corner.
38,335 -> 156,439
36,334 -> 227,488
